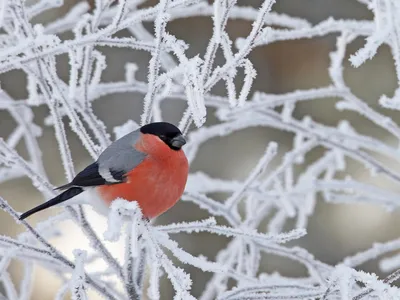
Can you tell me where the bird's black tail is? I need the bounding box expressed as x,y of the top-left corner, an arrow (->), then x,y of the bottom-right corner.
54,183 -> 73,190
19,187 -> 84,220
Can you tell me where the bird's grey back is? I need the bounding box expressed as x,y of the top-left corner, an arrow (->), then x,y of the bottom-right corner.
97,129 -> 146,175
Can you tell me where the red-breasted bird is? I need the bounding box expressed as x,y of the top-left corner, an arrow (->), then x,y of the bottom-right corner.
19,122 -> 189,220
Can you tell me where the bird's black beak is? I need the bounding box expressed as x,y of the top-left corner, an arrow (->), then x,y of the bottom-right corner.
171,134 -> 186,149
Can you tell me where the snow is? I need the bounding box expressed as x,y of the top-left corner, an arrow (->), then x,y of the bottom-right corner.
0,0 -> 400,299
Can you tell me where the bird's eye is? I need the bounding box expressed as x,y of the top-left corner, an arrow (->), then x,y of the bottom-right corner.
159,135 -> 166,140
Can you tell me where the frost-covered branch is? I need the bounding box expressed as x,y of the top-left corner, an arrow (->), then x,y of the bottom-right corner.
1,0 -> 400,299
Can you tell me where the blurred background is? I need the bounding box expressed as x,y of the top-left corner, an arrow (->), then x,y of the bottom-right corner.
1,0 -> 400,299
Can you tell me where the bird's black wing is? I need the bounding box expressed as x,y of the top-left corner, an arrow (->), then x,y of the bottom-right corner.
56,162 -> 124,190
57,130 -> 147,190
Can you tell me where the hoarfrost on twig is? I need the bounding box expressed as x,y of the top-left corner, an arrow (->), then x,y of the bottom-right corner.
1,0 -> 400,299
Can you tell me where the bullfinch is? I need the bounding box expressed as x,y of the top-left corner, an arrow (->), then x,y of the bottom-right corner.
19,122 -> 189,220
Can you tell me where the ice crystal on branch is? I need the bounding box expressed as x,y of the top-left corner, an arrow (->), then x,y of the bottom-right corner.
0,0 -> 400,299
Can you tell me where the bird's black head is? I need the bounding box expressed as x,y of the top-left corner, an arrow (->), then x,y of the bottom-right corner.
140,122 -> 186,150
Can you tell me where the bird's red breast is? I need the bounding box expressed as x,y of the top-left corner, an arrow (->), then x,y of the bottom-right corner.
96,133 -> 189,218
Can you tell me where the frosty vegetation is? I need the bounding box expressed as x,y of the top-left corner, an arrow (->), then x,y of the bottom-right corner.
0,0 -> 400,299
